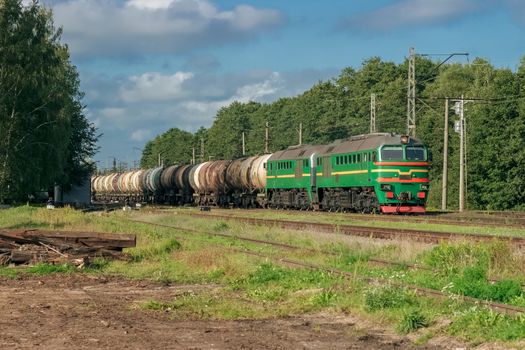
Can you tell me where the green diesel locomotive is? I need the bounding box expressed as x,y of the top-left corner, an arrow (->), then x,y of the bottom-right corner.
266,133 -> 430,213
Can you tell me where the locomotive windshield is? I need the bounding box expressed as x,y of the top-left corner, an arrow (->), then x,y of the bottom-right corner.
406,146 -> 426,161
381,146 -> 403,160
380,145 -> 427,161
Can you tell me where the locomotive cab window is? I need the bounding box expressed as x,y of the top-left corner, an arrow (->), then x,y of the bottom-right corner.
381,146 -> 403,160
406,146 -> 427,161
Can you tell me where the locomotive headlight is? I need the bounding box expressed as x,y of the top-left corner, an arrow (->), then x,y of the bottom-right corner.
420,184 -> 429,191
380,184 -> 392,191
400,135 -> 410,144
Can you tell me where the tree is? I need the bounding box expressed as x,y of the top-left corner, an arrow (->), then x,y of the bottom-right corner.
140,127 -> 194,168
0,0 -> 98,201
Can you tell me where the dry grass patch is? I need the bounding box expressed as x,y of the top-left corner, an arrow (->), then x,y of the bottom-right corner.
172,247 -> 242,275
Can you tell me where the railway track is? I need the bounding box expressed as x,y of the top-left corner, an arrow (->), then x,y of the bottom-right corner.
140,205 -> 525,229
180,212 -> 525,247
233,208 -> 525,229
129,218 -> 525,315
130,219 -> 425,271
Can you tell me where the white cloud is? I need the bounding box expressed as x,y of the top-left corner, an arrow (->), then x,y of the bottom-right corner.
85,67 -> 338,163
130,129 -> 152,141
126,0 -> 174,10
120,71 -> 194,102
180,71 -> 283,117
101,107 -> 126,119
50,0 -> 286,57
338,0 -> 483,32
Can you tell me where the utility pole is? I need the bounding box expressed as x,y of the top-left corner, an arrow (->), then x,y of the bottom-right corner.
407,47 -> 416,137
265,122 -> 269,154
370,93 -> 377,133
242,132 -> 246,156
200,138 -> 204,163
298,123 -> 303,145
192,147 -> 195,165
442,97 -> 449,211
452,94 -> 473,212
459,95 -> 465,212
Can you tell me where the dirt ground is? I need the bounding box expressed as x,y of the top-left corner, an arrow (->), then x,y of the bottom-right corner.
0,274 -> 464,350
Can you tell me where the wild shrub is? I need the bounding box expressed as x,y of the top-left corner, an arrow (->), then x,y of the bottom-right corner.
397,308 -> 429,333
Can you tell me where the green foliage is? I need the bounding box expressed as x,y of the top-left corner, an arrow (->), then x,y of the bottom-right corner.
310,289 -> 337,307
0,266 -> 18,278
450,266 -> 523,303
449,308 -> 525,341
140,127 -> 194,168
0,0 -> 98,201
423,243 -> 490,275
364,285 -> 418,311
397,308 -> 429,333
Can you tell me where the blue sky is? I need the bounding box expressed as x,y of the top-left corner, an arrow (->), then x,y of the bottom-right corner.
37,0 -> 525,168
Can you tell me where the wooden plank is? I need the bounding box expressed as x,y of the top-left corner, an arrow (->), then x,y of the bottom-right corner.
0,229 -> 136,248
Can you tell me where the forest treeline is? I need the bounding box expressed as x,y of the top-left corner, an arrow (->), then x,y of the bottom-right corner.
0,0 -> 98,202
141,56 -> 525,210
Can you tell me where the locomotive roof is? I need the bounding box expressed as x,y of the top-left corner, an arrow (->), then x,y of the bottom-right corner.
322,133 -> 423,154
268,133 -> 424,161
268,144 -> 330,161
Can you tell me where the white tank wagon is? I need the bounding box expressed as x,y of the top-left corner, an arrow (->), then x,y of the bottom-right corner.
90,153 -> 272,208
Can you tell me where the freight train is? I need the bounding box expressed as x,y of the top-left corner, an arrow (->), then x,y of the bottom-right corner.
92,133 -> 430,213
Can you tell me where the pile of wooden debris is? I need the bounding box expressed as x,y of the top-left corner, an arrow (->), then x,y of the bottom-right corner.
0,229 -> 136,267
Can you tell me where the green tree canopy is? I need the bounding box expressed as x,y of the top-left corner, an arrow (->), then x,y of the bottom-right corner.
0,0 -> 98,201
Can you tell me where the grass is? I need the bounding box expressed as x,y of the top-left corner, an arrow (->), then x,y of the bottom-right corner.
2,205 -> 525,345
397,308 -> 429,334
27,263 -> 77,275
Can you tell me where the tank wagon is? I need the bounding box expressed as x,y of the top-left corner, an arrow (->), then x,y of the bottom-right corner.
189,155 -> 270,207
91,133 -> 430,213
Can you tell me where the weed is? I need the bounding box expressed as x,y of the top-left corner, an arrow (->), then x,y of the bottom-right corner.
213,221 -> 229,231
450,266 -> 523,303
397,308 -> 429,333
85,257 -> 109,271
310,289 -> 337,307
449,307 -> 525,341
247,263 -> 289,284
364,285 -> 418,311
423,243 -> 490,275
